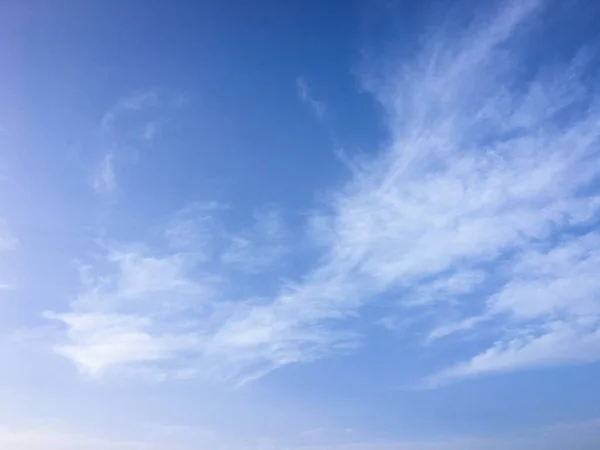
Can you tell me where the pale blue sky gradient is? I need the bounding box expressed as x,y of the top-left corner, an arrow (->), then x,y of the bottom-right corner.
2,0 -> 600,448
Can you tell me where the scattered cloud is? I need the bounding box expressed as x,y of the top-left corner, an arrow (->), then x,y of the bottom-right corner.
428,320 -> 600,387
425,316 -> 486,343
2,417 -> 600,450
90,90 -> 177,198
100,91 -> 158,133
51,0 -> 600,388
46,203 -> 298,383
204,0 -> 600,385
90,152 -> 117,195
315,0 -> 600,385
220,207 -> 289,273
10,3 -> 600,450
45,311 -> 196,378
164,201 -> 224,251
45,244 -> 213,379
297,77 -> 326,120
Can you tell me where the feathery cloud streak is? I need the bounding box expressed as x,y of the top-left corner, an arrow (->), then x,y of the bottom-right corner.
49,0 -> 600,386
297,77 -> 326,120
90,91 -> 170,197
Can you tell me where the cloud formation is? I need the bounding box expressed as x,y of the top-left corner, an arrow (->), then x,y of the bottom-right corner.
219,0 -> 600,385
297,77 -> 326,120
90,152 -> 117,195
49,0 -> 600,388
46,204 -> 294,383
2,417 -> 600,450
90,90 -> 172,197
46,244 -> 212,379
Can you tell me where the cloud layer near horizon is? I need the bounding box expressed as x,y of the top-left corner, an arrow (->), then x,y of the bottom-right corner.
3,416 -> 600,450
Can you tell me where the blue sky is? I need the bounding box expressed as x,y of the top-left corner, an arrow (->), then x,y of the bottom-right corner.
2,0 -> 600,448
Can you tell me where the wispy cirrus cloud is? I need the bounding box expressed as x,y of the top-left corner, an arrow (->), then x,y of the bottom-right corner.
164,201 -> 224,251
45,203 -> 296,383
100,91 -> 158,133
89,152 -> 117,196
208,0 -> 600,385
232,0 -> 600,384
45,242 -> 214,379
50,0 -> 600,388
220,207 -> 290,273
426,233 -> 600,386
90,90 -> 173,197
297,77 -> 326,120
349,0 -> 600,384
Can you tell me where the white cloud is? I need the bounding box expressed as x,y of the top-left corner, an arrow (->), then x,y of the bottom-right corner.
239,0 -> 600,383
2,417 -> 600,450
297,77 -> 326,119
489,233 -> 600,320
309,0 -> 600,384
100,91 -> 158,132
428,320 -> 600,387
408,269 -> 486,307
90,152 -> 117,195
50,0 -> 600,387
109,250 -> 202,298
213,0 -> 600,384
427,233 -> 600,385
220,207 -> 289,273
45,203 -> 299,383
91,91 -> 168,198
45,245 -> 214,379
425,316 -> 486,343
45,311 -> 195,378
202,275 -> 362,385
164,201 -> 223,250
